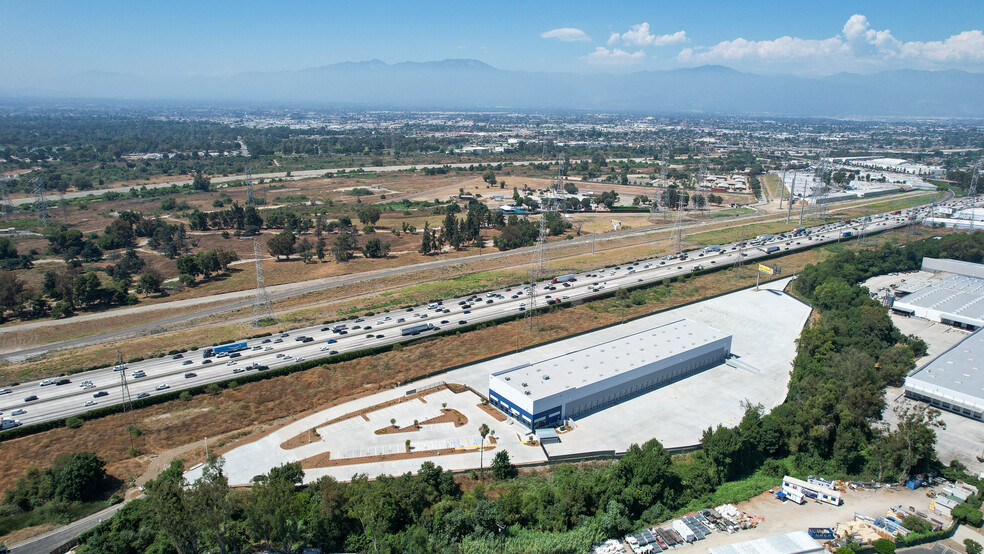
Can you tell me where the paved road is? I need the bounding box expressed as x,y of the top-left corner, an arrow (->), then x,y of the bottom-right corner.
1,198 -> 962,431
8,502 -> 123,554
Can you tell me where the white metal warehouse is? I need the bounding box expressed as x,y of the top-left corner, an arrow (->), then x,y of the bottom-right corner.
488,319 -> 732,429
891,274 -> 984,330
904,328 -> 984,422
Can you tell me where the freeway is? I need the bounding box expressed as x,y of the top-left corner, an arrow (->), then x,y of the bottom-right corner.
0,196 -> 967,431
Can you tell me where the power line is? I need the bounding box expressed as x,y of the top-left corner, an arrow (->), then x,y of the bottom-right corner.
116,349 -> 138,454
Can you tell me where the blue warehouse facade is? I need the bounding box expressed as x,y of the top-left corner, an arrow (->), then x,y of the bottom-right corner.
488,319 -> 732,429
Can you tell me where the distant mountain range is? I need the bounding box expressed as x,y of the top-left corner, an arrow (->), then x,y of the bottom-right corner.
4,59 -> 984,117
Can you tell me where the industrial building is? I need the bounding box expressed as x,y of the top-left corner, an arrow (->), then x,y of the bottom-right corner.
890,274 -> 984,330
488,319 -> 732,429
904,328 -> 984,422
922,257 -> 984,279
708,531 -> 823,554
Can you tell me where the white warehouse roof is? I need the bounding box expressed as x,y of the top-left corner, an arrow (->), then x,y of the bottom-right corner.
492,318 -> 729,402
905,328 -> 984,413
709,531 -> 823,554
892,275 -> 984,327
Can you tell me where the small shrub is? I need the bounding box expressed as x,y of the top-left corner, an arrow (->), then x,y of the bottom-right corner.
65,417 -> 83,429
205,383 -> 220,396
127,425 -> 142,437
179,391 -> 192,402
127,447 -> 142,457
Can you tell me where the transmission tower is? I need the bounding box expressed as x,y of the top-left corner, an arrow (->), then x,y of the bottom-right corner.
733,224 -> 746,270
116,349 -> 138,453
777,159 -> 787,209
856,209 -> 870,246
31,177 -> 49,228
968,159 -> 981,234
0,176 -> 12,220
245,166 -> 255,205
673,195 -> 686,254
525,205 -> 550,332
251,237 -> 275,326
659,149 -> 671,221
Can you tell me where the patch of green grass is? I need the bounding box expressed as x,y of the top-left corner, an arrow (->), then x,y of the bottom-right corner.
338,269 -> 528,316
674,471 -> 780,516
712,207 -> 757,218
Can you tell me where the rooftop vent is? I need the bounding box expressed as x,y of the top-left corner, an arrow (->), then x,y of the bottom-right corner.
542,375 -> 550,380
525,390 -> 531,395
522,382 -> 528,387
504,377 -> 511,381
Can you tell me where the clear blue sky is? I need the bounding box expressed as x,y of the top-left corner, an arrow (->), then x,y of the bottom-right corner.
3,0 -> 983,84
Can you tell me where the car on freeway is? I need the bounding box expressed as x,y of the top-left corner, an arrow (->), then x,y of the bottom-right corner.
182,360 -> 193,365
40,379 -> 54,386
93,391 -> 109,398
84,400 -> 97,407
184,373 -> 197,379
261,338 -> 272,344
0,388 -> 11,395
264,346 -> 274,351
363,326 -> 373,330
320,345 -> 333,351
440,320 -> 449,324
229,352 -> 242,357
354,318 -> 364,322
156,384 -> 170,391
376,334 -> 385,339
325,338 -> 338,344
137,392 -> 151,399
463,310 -> 471,314
518,307 -> 526,311
366,334 -> 375,338
201,359 -> 212,365
405,308 -> 414,312
458,320 -> 468,325
302,337 -> 314,343
295,357 -> 305,362
226,361 -> 237,366
55,378 -> 71,385
328,350 -> 339,355
24,395 -> 38,402
172,353 -> 184,360
232,368 -> 245,374
338,330 -> 348,335
276,353 -> 285,358
274,338 -> 283,343
12,408 -> 27,415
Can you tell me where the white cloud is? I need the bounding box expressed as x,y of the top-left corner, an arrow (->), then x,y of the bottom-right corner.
678,36 -> 846,63
676,14 -> 984,71
581,46 -> 646,65
540,27 -> 591,42
902,30 -> 984,62
611,22 -> 688,47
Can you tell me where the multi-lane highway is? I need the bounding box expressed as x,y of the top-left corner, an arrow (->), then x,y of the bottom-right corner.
0,198 -> 967,431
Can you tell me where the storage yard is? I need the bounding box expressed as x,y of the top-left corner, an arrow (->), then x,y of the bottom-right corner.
594,478 -> 978,554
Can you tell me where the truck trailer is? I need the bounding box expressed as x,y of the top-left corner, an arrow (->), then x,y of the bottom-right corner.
203,341 -> 247,358
401,323 -> 436,336
764,246 -> 780,254
551,274 -> 577,284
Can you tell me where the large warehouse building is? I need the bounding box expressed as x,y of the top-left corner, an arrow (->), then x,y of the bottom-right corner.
904,328 -> 984,422
488,319 -> 732,429
890,274 -> 984,330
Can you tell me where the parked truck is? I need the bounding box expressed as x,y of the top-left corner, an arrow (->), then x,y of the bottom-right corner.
203,341 -> 247,358
551,274 -> 577,284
